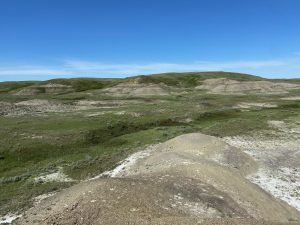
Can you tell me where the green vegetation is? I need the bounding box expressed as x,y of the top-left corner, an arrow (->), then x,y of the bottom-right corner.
0,81 -> 38,93
43,77 -> 123,92
0,71 -> 299,216
126,71 -> 264,87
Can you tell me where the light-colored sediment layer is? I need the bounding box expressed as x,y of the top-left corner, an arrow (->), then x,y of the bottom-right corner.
223,119 -> 300,214
0,213 -> 21,224
233,102 -> 278,109
0,99 -> 141,116
248,167 -> 300,211
196,78 -> 300,95
281,96 -> 300,100
34,169 -> 75,183
101,82 -> 171,96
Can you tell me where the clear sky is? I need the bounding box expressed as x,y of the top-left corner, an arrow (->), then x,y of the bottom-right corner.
0,0 -> 300,81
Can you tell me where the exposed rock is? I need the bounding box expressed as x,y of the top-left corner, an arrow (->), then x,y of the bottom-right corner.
196,78 -> 300,95
101,82 -> 171,96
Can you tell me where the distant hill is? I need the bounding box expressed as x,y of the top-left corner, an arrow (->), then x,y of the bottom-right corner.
0,72 -> 267,93
126,71 -> 265,87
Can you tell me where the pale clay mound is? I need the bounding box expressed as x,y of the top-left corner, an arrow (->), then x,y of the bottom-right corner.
101,82 -> 170,96
17,133 -> 300,225
196,78 -> 300,95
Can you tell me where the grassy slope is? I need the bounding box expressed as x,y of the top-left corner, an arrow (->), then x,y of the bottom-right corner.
126,71 -> 265,87
1,71 -> 264,93
41,77 -> 123,91
0,81 -> 39,93
0,72 -> 300,215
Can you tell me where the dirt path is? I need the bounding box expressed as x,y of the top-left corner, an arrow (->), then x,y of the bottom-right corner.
17,133 -> 300,225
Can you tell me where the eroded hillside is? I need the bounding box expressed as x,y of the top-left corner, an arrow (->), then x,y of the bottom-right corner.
1,72 -> 300,225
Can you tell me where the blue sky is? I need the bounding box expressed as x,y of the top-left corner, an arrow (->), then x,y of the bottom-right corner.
0,0 -> 300,81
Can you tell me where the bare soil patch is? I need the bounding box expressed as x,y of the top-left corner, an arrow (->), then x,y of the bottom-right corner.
281,96 -> 300,101
0,99 -> 137,116
196,78 -> 300,95
223,120 -> 300,212
0,100 -> 74,116
101,82 -> 172,97
233,102 -> 278,109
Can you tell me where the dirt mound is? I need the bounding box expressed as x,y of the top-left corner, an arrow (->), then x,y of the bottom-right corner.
115,133 -> 257,177
18,178 -> 294,225
14,84 -> 73,96
196,78 -> 300,95
18,133 -> 300,225
102,82 -> 170,97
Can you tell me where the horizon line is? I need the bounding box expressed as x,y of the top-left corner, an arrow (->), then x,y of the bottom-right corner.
1,71 -> 300,83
